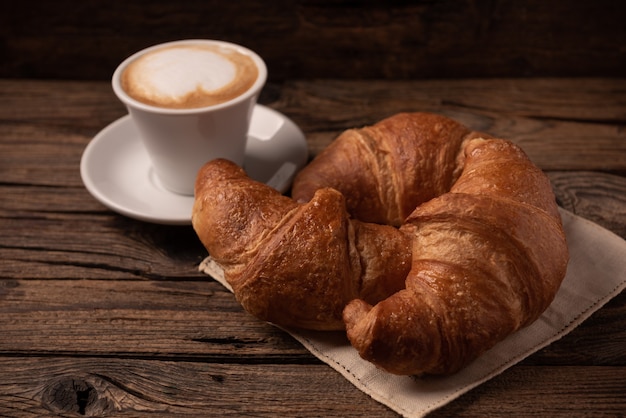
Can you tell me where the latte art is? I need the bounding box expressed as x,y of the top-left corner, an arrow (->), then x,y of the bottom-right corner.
121,44 -> 259,109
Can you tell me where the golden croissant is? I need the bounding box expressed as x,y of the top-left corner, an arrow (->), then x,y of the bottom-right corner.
192,112 -> 568,376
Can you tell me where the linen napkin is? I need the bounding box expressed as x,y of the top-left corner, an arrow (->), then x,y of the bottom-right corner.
199,208 -> 626,417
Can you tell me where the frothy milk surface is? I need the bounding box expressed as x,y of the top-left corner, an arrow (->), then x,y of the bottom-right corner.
121,44 -> 258,109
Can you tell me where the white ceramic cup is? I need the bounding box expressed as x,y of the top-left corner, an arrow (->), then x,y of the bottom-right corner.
112,39 -> 267,195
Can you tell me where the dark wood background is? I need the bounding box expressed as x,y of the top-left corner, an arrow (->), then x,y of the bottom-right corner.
2,0 -> 625,81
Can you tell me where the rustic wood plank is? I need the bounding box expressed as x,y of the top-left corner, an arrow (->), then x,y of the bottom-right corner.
0,277 -> 623,366
431,365 -> 626,417
0,279 -> 308,359
1,79 -> 624,189
2,171 -> 625,282
276,78 -> 626,125
0,212 -> 207,280
272,78 -> 626,172
0,357 -> 623,417
2,1 -> 624,80
549,171 -> 626,238
0,358 -> 395,417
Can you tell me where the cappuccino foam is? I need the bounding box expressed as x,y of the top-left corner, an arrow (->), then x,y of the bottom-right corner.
121,44 -> 259,109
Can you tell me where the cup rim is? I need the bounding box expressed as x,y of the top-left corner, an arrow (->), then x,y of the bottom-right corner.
112,39 -> 268,115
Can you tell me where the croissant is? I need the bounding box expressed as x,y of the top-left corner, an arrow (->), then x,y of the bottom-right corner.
192,112 -> 569,376
291,112 -> 491,226
192,159 -> 412,331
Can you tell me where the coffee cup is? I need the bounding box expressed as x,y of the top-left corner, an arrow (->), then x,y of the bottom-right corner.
112,39 -> 267,195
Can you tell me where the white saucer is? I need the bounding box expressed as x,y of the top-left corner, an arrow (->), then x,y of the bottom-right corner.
80,105 -> 308,225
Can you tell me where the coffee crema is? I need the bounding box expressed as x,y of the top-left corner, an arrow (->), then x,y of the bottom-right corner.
121,44 -> 259,109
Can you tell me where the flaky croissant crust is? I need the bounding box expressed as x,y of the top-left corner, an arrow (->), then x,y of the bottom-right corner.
192,159 -> 411,331
192,112 -> 568,376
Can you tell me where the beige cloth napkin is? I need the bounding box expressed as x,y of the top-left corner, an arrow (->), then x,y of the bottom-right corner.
199,208 -> 626,417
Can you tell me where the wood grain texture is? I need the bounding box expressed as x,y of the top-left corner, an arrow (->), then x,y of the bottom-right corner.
0,358 -> 623,417
0,358 -> 393,417
549,171 -> 626,236
2,0 -> 625,80
1,78 -> 624,184
0,271 -> 624,364
271,78 -> 626,173
0,78 -> 625,416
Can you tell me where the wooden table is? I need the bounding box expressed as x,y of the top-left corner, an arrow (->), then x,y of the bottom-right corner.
1,78 -> 625,417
